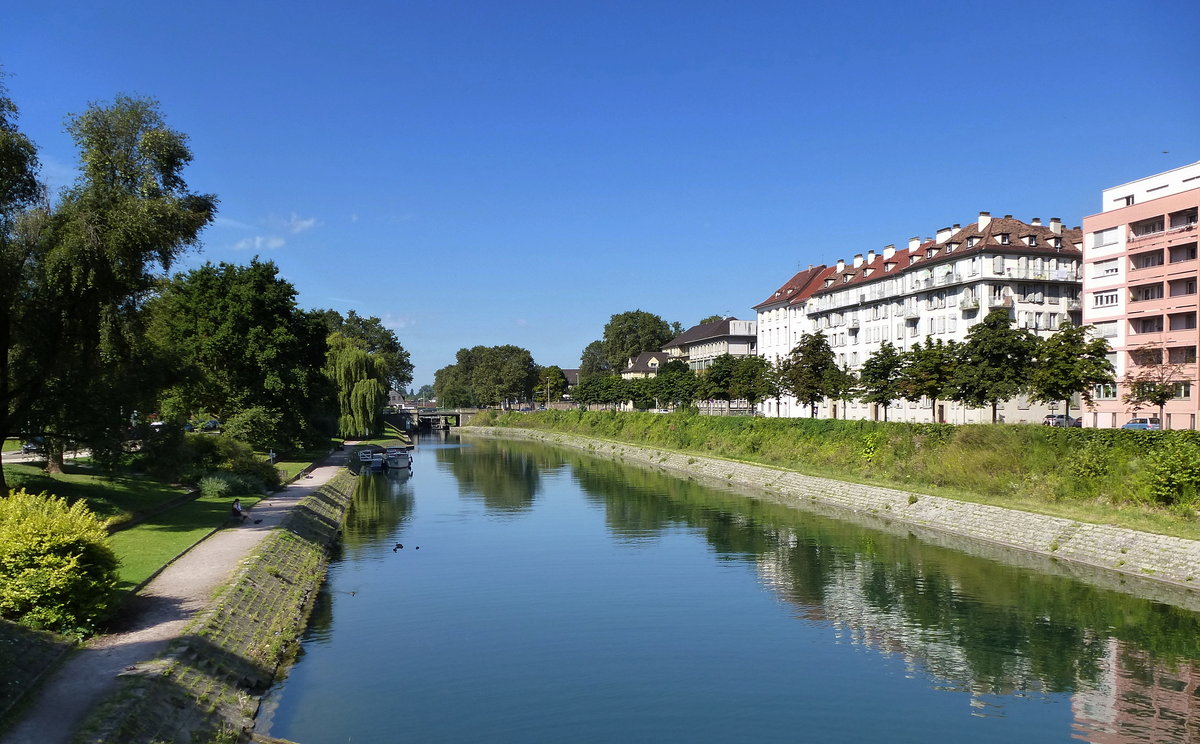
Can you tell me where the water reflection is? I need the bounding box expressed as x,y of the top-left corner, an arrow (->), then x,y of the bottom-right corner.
342,469 -> 415,554
476,439 -> 1200,740
436,437 -> 568,513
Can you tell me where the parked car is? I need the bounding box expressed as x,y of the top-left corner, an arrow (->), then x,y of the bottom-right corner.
20,437 -> 44,454
1122,417 -> 1162,430
199,419 -> 221,433
1042,414 -> 1076,427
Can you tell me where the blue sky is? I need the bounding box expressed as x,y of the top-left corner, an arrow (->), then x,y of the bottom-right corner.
4,0 -> 1199,388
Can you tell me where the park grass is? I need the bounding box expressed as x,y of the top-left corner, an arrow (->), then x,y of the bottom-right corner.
106,493 -> 262,592
2,462 -> 189,524
1,438 -> 19,452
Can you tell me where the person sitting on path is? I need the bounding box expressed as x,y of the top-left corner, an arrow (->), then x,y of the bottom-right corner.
231,498 -> 248,523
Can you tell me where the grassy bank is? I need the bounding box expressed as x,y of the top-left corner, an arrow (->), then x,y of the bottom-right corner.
473,409 -> 1200,540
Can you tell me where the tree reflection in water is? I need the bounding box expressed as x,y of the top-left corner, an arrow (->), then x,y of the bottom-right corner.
485,440 -> 1200,740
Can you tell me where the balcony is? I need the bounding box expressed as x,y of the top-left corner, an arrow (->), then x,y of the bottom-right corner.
848,318 -> 860,329
903,307 -> 920,320
988,296 -> 1013,309
1067,299 -> 1082,311
959,296 -> 979,310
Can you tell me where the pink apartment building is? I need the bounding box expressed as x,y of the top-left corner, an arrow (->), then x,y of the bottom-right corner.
1082,161 -> 1200,429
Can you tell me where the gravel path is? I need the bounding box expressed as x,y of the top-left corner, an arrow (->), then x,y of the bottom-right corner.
1,450 -> 351,744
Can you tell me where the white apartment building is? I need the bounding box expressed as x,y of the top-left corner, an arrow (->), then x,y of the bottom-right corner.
756,213 -> 1084,423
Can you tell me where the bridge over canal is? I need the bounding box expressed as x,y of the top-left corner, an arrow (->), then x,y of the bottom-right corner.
382,408 -> 481,432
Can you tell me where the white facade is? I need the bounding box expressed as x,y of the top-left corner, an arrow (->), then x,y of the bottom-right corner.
757,215 -> 1084,423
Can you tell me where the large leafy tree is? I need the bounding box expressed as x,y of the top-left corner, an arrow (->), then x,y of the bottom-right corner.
602,310 -> 673,371
780,332 -> 837,417
578,340 -> 611,383
699,353 -> 739,402
319,309 -> 413,392
859,341 -> 905,421
147,259 -> 330,445
7,95 -> 216,477
1029,323 -> 1114,418
326,332 -> 389,437
537,365 -> 569,403
434,345 -> 538,408
949,309 -> 1038,423
898,338 -> 959,423
652,359 -> 698,408
0,82 -> 43,492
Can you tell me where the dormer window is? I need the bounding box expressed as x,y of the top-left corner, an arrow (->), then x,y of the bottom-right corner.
824,278 -> 835,287
884,262 -> 895,272
1027,235 -> 1038,247
999,233 -> 1011,245
946,242 -> 959,253
967,236 -> 980,248
1053,237 -> 1062,249
842,274 -> 852,283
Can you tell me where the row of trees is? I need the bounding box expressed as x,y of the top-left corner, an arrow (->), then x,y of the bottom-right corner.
569,311 -> 1118,422
0,86 -> 412,493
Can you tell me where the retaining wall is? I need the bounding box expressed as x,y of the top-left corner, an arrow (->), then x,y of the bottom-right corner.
73,470 -> 357,744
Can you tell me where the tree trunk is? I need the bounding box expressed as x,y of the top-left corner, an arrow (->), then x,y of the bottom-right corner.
931,398 -> 938,424
991,401 -> 999,424
46,443 -> 64,474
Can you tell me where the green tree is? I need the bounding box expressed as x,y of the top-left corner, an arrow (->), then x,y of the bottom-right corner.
697,315 -> 725,325
537,365 -> 569,404
147,259 -> 330,446
578,340 -> 611,383
898,338 -> 959,423
434,361 -> 474,408
780,332 -> 837,417
699,353 -> 739,403
320,309 -> 413,392
16,96 -> 216,475
0,81 -> 43,493
415,384 -> 435,403
1029,323 -> 1115,419
859,341 -> 905,421
326,332 -> 389,437
732,355 -> 773,412
653,359 -> 699,408
949,309 -> 1038,423
602,310 -> 673,371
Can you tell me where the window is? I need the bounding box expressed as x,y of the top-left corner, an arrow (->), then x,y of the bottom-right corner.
1121,195 -> 1135,206
1093,320 -> 1118,339
1130,347 -> 1163,366
1091,227 -> 1118,248
1173,381 -> 1192,400
999,233 -> 1011,245
1131,316 -> 1163,334
1169,312 -> 1197,331
1027,235 -> 1038,247
1093,258 -> 1119,277
1170,278 -> 1198,297
1131,251 -> 1164,270
1053,237 -> 1062,249
1168,346 -> 1197,364
1130,283 -> 1164,302
1093,290 -> 1118,308
1170,242 -> 1197,263
1093,382 -> 1117,400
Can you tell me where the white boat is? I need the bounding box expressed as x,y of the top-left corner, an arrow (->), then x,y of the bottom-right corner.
369,453 -> 386,471
385,446 -> 412,469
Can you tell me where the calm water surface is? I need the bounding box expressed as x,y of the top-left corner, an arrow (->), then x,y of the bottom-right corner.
260,433 -> 1200,743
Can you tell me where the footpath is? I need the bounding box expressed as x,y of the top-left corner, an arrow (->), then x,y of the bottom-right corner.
1,448 -> 353,744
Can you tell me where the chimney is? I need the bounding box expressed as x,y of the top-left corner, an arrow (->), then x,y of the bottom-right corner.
936,226 -> 953,243
1049,217 -> 1062,235
852,253 -> 864,268
883,244 -> 896,260
1031,217 -> 1042,226
866,249 -> 876,264
836,258 -> 845,272
1004,214 -> 1013,219
978,211 -> 991,229
908,236 -> 920,251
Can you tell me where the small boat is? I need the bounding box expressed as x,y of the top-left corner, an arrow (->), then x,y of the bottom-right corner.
357,449 -> 374,463
385,446 -> 412,469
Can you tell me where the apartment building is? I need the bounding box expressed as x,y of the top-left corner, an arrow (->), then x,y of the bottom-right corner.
754,265 -> 834,417
663,317 -> 758,371
757,214 -> 1084,423
1081,161 -> 1200,430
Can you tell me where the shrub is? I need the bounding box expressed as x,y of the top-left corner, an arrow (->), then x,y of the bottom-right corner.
223,406 -> 283,451
0,489 -> 120,635
1144,439 -> 1200,506
198,473 -> 239,499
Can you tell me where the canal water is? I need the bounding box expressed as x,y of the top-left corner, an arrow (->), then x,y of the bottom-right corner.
259,434 -> 1200,743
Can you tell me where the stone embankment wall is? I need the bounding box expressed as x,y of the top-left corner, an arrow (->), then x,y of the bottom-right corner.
463,426 -> 1200,611
74,470 -> 357,744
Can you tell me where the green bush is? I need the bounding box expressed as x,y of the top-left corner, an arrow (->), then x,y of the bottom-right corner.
0,489 -> 120,635
222,406 -> 283,451
1144,439 -> 1200,506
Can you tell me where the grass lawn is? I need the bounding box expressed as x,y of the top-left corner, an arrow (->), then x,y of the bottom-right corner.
2,462 -> 190,524
106,493 -> 262,592
1,438 -> 19,452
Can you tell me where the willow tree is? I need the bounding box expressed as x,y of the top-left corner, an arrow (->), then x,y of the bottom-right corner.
327,333 -> 389,438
